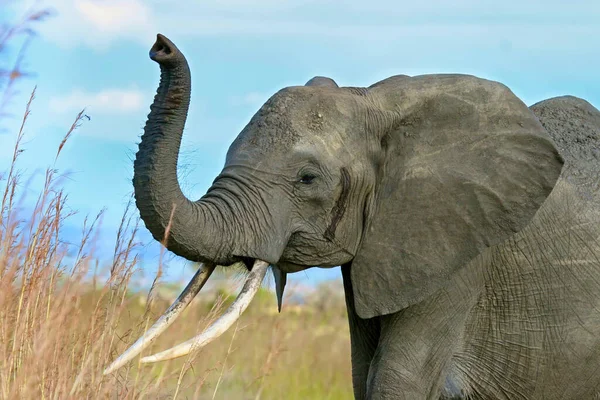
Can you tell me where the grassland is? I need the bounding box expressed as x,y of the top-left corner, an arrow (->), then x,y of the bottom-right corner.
0,115 -> 353,400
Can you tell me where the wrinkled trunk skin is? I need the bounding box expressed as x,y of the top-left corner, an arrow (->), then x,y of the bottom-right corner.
133,35 -> 280,266
133,35 -> 221,263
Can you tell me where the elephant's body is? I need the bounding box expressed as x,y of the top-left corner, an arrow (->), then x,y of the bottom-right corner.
127,35 -> 600,400
460,180 -> 600,399
343,96 -> 600,399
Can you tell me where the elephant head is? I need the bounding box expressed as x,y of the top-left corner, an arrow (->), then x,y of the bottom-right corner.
104,34 -> 563,373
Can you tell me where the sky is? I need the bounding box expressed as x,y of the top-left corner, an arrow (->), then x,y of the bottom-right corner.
1,0 -> 599,291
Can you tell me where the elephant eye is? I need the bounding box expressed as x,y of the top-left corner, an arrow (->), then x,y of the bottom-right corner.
299,173 -> 317,184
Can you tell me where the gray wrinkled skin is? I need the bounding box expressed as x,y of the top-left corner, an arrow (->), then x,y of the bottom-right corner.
134,35 -> 600,399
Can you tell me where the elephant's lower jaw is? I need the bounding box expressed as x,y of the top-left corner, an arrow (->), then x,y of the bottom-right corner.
276,260 -> 341,273
276,260 -> 311,273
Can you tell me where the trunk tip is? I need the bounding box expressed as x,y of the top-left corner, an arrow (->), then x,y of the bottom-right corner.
149,34 -> 180,65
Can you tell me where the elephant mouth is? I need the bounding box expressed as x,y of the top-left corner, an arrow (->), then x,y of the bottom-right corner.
103,259 -> 270,375
275,260 -> 310,273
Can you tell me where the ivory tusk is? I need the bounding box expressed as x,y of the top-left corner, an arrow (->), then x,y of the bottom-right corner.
140,260 -> 269,363
103,262 -> 216,375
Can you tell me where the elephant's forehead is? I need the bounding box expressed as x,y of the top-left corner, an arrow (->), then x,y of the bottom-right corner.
229,87 -> 347,156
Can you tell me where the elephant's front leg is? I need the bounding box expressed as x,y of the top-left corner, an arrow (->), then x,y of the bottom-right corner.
342,264 -> 381,400
365,297 -> 466,400
346,263 -> 481,400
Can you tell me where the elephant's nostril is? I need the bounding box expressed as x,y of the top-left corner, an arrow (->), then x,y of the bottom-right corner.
150,45 -> 168,59
157,44 -> 172,55
149,35 -> 174,61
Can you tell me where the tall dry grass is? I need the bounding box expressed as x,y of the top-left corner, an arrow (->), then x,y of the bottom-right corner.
0,4 -> 352,399
0,108 -> 352,398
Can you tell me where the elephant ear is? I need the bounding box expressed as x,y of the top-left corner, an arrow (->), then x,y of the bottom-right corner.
351,74 -> 564,318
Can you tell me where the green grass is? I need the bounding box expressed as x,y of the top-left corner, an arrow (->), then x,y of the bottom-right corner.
106,286 -> 352,399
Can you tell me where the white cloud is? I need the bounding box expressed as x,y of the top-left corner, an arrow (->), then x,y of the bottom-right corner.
30,0 -> 154,50
49,88 -> 146,114
23,0 -> 318,49
75,0 -> 150,33
13,0 -> 600,51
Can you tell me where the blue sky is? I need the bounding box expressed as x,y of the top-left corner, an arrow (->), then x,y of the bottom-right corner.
1,0 -> 599,289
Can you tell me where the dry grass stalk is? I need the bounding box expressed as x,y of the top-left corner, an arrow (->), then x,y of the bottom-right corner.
0,4 -> 352,399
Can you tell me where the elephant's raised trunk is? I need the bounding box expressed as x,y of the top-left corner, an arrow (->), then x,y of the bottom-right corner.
133,34 -> 198,259
133,34 -> 232,264
105,35 -> 275,376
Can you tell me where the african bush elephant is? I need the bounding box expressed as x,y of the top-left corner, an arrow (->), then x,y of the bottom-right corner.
105,34 -> 600,399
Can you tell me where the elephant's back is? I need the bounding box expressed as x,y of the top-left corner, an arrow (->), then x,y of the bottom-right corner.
530,96 -> 600,200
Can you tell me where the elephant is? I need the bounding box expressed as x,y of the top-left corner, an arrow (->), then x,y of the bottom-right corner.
104,34 -> 600,399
